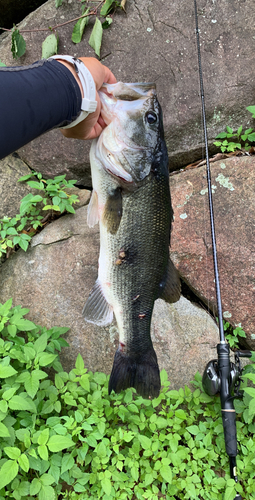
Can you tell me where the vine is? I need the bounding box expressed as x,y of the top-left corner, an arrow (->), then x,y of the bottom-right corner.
0,0 -> 127,60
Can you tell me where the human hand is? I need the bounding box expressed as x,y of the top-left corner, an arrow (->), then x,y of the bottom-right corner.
59,57 -> 117,140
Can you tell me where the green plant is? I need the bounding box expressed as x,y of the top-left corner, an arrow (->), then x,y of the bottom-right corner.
4,0 -> 126,60
18,171 -> 79,215
214,106 -> 255,153
223,322 -> 247,349
0,173 -> 78,258
0,298 -> 255,499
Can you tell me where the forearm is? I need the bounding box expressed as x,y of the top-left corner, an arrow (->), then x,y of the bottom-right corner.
0,59 -> 81,160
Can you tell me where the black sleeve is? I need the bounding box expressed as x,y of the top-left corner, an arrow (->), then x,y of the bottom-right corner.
0,59 -> 82,160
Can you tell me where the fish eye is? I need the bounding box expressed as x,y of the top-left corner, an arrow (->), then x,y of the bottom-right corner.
145,111 -> 157,125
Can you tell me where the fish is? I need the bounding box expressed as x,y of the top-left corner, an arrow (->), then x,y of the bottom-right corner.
83,82 -> 181,398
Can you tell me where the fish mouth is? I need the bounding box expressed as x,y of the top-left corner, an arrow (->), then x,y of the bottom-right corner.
99,82 -> 156,125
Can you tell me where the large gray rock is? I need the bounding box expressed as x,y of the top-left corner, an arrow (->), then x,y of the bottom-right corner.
0,205 -> 219,389
0,0 -> 254,184
170,155 -> 255,350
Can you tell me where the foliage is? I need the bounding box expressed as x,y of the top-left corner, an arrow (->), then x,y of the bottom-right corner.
6,0 -> 126,61
0,300 -> 255,499
214,107 -> 255,153
223,322 -> 247,349
11,29 -> 26,60
0,173 -> 78,258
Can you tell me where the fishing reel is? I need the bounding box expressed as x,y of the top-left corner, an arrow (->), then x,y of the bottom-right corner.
202,350 -> 252,398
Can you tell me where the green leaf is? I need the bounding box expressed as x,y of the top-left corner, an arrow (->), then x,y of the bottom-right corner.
18,174 -> 33,182
38,445 -> 49,461
89,18 -> 103,57
138,435 -> 151,450
186,425 -> 199,435
0,460 -> 19,489
0,422 -> 10,437
25,372 -> 40,399
0,59 -> 6,67
34,332 -> 48,354
55,0 -> 63,6
12,318 -> 36,331
8,395 -> 36,412
18,453 -> 30,472
224,485 -> 237,500
247,132 -> 255,142
7,324 -> 17,337
30,478 -> 41,496
6,227 -> 18,235
246,105 -> 255,117
243,387 -> 255,398
160,464 -> 172,483
100,0 -> 116,16
226,126 -> 233,134
75,353 -> 84,371
0,364 -> 17,378
47,435 -> 75,452
65,205 -> 76,214
72,11 -> 89,43
80,374 -> 90,391
0,298 -> 12,316
39,484 -> 55,500
42,34 -> 58,59
4,447 -> 21,460
102,17 -> 113,29
61,454 -> 75,474
40,473 -> 55,486
38,428 -> 49,446
43,205 -> 60,211
11,29 -> 26,59
101,476 -> 112,496
38,352 -> 57,366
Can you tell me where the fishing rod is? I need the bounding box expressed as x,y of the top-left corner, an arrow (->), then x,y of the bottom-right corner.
193,1 -> 252,498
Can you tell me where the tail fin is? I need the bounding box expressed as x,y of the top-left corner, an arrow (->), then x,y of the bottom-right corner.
108,348 -> 160,399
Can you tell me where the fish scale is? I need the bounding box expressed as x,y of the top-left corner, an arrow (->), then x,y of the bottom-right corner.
83,82 -> 181,398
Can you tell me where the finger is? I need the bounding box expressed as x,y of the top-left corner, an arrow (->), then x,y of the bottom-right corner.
103,66 -> 117,85
85,121 -> 104,140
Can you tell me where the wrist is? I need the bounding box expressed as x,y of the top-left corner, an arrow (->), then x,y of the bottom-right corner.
56,59 -> 84,98
48,55 -> 97,129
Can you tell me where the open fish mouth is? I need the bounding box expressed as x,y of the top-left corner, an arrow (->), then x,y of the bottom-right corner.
99,82 -> 156,126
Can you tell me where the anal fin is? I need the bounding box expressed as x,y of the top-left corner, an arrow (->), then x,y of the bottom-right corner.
159,257 -> 181,303
82,279 -> 113,326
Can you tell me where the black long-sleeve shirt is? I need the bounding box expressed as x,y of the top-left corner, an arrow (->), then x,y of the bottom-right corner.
0,59 -> 81,160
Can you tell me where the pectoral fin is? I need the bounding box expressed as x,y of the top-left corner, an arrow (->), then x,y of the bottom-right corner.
159,257 -> 181,303
82,279 -> 113,326
102,187 -> 122,235
87,190 -> 99,228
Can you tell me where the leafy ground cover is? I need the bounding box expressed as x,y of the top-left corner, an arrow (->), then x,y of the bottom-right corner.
0,172 -> 79,259
0,299 -> 255,499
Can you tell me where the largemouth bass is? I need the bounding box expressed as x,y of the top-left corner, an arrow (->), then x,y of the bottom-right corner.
83,82 -> 180,398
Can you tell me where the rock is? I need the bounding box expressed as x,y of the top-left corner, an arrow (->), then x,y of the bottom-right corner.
0,0 -> 254,184
170,155 -> 255,350
0,205 -> 219,389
